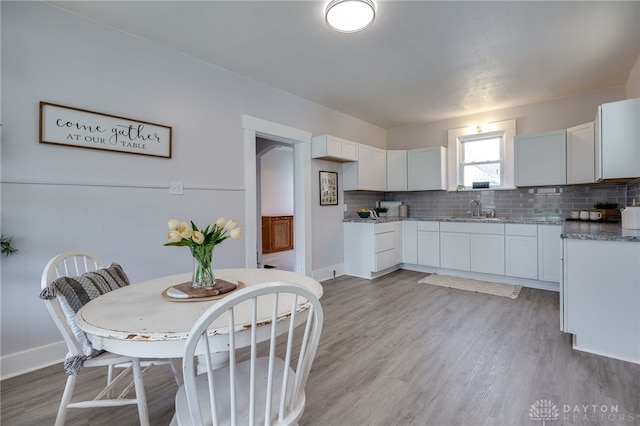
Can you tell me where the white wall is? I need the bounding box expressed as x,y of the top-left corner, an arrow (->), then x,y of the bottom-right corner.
0,1 -> 384,378
311,160 -> 345,280
386,87 -> 626,150
261,148 -> 294,215
626,53 -> 640,99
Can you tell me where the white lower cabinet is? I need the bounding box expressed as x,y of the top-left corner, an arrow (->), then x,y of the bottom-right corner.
563,238 -> 640,363
344,221 -> 401,279
402,221 -> 418,264
440,222 -> 504,273
470,234 -> 505,275
440,232 -> 470,270
345,220 -> 561,286
393,221 -> 402,264
505,224 -> 538,279
538,225 -> 562,282
417,221 -> 440,267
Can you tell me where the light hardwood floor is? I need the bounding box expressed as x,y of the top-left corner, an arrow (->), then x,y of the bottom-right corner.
3,269 -> 639,425
261,249 -> 294,272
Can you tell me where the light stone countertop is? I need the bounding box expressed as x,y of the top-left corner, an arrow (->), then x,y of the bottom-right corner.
561,220 -> 640,243
343,216 -> 640,242
343,216 -> 564,225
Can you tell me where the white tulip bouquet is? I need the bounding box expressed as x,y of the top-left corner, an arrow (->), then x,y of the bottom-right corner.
164,218 -> 242,287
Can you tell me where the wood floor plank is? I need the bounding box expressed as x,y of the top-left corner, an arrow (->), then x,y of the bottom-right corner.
3,269 -> 639,425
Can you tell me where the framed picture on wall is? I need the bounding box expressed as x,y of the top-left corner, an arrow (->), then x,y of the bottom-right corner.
319,171 -> 338,206
39,101 -> 172,158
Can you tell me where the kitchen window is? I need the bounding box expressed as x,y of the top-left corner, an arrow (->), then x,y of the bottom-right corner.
461,135 -> 502,187
447,119 -> 516,190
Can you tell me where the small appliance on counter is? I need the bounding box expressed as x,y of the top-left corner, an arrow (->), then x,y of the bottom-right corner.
378,201 -> 403,217
621,206 -> 640,229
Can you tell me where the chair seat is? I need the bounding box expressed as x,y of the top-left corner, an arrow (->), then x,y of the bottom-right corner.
174,357 -> 304,426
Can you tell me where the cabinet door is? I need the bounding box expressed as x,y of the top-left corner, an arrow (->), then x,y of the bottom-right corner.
564,239 -> 640,362
566,122 -> 595,184
470,234 -> 504,275
342,140 -> 358,161
343,144 -> 387,191
262,216 -> 293,253
407,147 -> 447,190
505,235 -> 538,279
343,223 -> 375,278
440,232 -> 470,271
394,222 -> 402,264
402,221 -> 418,264
515,130 -> 566,186
371,147 -> 387,190
597,98 -> 640,180
387,150 -> 407,191
417,231 -> 440,267
538,225 -> 561,282
311,135 -> 358,162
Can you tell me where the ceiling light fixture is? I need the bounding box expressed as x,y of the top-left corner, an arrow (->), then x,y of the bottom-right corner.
325,0 -> 376,33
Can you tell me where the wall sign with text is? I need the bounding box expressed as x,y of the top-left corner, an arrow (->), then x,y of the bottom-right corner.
39,102 -> 172,158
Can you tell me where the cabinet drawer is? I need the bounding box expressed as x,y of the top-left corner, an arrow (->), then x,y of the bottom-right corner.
505,224 -> 538,237
375,231 -> 394,252
417,221 -> 439,232
375,222 -> 396,234
440,222 -> 504,234
375,249 -> 396,271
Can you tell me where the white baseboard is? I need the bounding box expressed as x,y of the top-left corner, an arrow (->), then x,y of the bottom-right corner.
313,263 -> 344,283
1,341 -> 66,380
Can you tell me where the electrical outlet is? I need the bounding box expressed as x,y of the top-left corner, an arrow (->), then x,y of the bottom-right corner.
169,182 -> 184,195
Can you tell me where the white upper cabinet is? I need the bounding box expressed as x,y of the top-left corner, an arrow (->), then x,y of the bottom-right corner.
407,146 -> 447,191
595,98 -> 640,181
515,129 -> 567,187
566,122 -> 595,184
386,150 -> 408,191
311,135 -> 358,162
343,144 -> 387,191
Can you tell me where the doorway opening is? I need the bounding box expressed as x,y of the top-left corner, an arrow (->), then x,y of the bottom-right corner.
242,115 -> 312,275
257,139 -> 294,271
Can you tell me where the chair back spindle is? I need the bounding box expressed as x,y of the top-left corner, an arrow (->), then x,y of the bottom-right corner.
175,282 -> 323,426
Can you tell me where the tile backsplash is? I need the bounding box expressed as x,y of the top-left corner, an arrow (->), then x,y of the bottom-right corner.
344,180 -> 639,220
627,178 -> 640,207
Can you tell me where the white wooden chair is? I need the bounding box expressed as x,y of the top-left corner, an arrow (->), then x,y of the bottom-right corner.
172,282 -> 323,426
40,250 -> 181,426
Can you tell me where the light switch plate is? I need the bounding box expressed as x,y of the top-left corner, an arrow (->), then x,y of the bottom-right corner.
169,182 -> 184,195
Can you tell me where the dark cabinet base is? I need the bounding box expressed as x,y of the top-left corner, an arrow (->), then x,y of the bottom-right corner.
262,215 -> 294,253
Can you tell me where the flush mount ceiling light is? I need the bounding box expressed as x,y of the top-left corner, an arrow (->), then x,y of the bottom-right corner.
325,0 -> 376,33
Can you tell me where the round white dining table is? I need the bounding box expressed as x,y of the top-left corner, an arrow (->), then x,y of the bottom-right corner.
75,268 -> 324,359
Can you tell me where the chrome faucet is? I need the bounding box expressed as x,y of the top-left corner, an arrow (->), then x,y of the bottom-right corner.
469,199 -> 482,217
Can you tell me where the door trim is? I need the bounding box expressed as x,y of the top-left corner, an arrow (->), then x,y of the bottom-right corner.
242,115 -> 312,275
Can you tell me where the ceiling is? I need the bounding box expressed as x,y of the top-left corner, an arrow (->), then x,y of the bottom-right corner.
48,1 -> 640,129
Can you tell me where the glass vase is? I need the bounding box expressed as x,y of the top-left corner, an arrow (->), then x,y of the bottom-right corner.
190,244 -> 216,288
